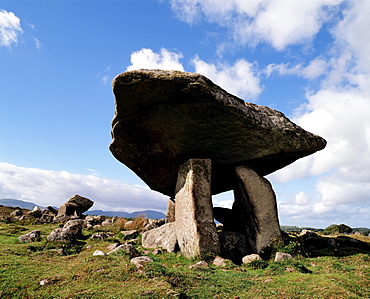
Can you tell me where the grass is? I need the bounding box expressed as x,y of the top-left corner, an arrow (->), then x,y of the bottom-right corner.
0,211 -> 369,298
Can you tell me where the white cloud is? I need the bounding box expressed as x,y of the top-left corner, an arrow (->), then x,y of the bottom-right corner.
268,1 -> 370,227
126,48 -> 185,71
0,9 -> 22,47
265,59 -> 327,80
169,0 -> 344,50
192,56 -> 261,100
0,162 -> 168,213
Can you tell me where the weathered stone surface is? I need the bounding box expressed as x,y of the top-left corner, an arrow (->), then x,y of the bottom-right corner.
142,222 -> 178,253
47,219 -> 83,242
90,232 -> 115,240
174,159 -> 220,258
110,69 -> 326,197
275,252 -> 293,261
218,231 -> 249,264
58,195 -> 93,216
189,261 -> 208,269
233,166 -> 283,254
242,254 -> 262,264
28,206 -> 42,218
108,243 -> 140,258
131,256 -> 153,269
93,250 -> 107,256
165,199 -> 175,223
121,230 -> 139,240
18,230 -> 41,242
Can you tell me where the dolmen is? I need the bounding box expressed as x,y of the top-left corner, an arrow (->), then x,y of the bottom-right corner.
110,69 -> 326,262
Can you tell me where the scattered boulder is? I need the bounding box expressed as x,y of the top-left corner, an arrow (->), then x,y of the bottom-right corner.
121,230 -> 139,240
10,209 -> 23,217
213,256 -> 228,267
189,261 -> 208,269
93,250 -> 107,256
28,206 -> 42,218
90,232 -> 115,240
242,254 -> 262,264
108,243 -> 140,258
39,214 -> 54,223
18,230 -> 41,242
152,248 -> 163,255
107,243 -> 120,251
47,219 -> 83,242
142,222 -> 178,253
130,256 -> 154,269
275,252 -> 293,262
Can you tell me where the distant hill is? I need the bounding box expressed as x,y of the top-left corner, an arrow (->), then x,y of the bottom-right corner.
0,198 -> 166,220
85,209 -> 166,219
0,198 -> 45,210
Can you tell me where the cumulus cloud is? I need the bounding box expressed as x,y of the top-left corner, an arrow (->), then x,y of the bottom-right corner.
0,162 -> 168,213
267,1 -> 370,226
126,48 -> 185,71
0,9 -> 22,47
169,0 -> 344,50
192,56 -> 261,100
265,59 -> 327,80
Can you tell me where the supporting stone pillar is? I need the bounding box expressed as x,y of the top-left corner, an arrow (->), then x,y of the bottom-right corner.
233,166 -> 282,254
165,198 -> 176,223
174,158 -> 220,258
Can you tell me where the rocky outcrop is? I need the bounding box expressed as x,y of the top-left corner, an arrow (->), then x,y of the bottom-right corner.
110,69 -> 326,198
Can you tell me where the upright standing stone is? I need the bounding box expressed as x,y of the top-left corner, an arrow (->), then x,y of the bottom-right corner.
233,166 -> 282,254
166,199 -> 176,223
174,158 -> 220,258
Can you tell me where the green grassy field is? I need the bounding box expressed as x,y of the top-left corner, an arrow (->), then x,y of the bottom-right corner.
0,207 -> 369,298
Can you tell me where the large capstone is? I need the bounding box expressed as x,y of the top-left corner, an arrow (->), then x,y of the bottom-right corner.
110,69 -> 326,198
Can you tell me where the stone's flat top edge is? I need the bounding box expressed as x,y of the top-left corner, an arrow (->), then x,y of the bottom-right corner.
112,69 -> 325,138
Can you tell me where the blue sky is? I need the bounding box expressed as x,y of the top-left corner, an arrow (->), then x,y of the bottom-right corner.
1,0 -> 369,228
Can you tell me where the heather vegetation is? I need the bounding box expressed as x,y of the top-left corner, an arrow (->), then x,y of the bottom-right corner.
0,205 -> 369,298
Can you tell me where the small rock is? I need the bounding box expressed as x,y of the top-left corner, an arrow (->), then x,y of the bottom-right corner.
152,248 -> 163,255
108,243 -> 140,258
299,229 -> 317,238
121,230 -> 139,240
242,254 -> 262,264
90,232 -> 115,240
189,261 -> 208,269
18,230 -> 41,243
85,245 -> 93,250
130,256 -> 154,269
10,209 -> 23,217
28,206 -> 42,218
213,256 -> 227,267
101,219 -> 113,227
39,279 -> 50,286
274,252 -> 293,262
93,250 -> 107,256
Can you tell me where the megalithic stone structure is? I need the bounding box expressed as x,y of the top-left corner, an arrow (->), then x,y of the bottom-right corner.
174,159 -> 220,258
109,69 -> 327,260
233,166 -> 282,254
